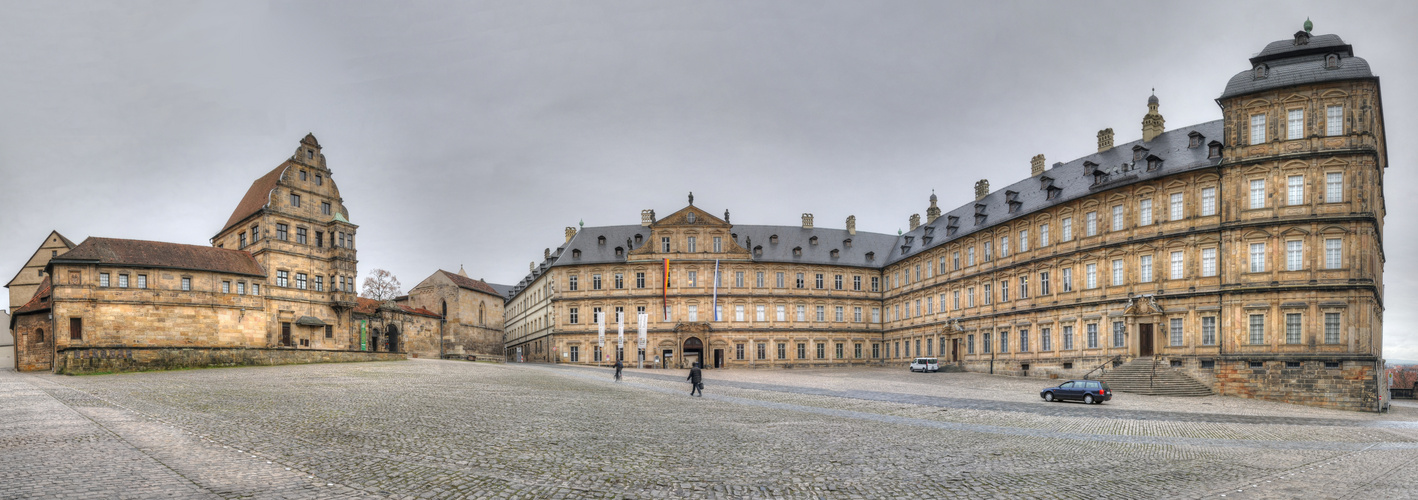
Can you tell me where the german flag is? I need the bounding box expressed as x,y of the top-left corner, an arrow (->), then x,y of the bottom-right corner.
662,258 -> 670,321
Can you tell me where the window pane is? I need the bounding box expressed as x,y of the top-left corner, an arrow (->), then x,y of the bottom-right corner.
1287,109 -> 1303,140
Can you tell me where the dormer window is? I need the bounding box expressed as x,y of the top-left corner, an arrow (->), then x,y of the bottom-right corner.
865,251 -> 875,261
615,246 -> 624,257
770,235 -> 779,244
793,246 -> 802,256
1325,53 -> 1340,69
830,249 -> 840,258
843,238 -> 852,248
1146,155 -> 1163,172
754,245 -> 763,257
809,236 -> 818,245
1132,145 -> 1147,162
1188,131 -> 1203,148
634,234 -> 643,245
1254,64 -> 1268,79
1208,140 -> 1223,159
597,236 -> 606,245
572,249 -> 582,259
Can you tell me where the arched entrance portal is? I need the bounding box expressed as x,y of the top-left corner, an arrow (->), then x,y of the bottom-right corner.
682,337 -> 703,369
386,324 -> 400,353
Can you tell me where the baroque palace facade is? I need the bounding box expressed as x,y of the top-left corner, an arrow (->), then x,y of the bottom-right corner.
504,28 -> 1388,411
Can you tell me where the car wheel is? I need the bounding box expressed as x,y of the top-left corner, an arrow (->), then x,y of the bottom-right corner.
1084,394 -> 1095,404
1044,392 -> 1054,402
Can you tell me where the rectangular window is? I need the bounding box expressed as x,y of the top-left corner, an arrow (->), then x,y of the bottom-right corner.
661,237 -> 670,252
834,306 -> 844,322
290,193 -> 301,207
1000,237 -> 1009,258
615,273 -> 624,289
1087,323 -> 1098,349
1250,179 -> 1266,209
1040,271 -> 1050,295
1324,312 -> 1341,344
755,305 -> 766,322
983,241 -> 993,261
1249,314 -> 1265,345
1111,259 -> 1124,286
1201,187 -> 1217,216
983,284 -> 992,305
277,223 -> 289,241
735,343 -> 744,360
1202,247 -> 1218,277
1018,276 -> 1028,299
687,271 -> 696,287
1039,223 -> 1050,247
100,273 -> 110,287
871,307 -> 880,323
735,271 -> 744,288
1326,105 -> 1343,136
967,288 -> 975,307
797,343 -> 806,359
1250,243 -> 1266,272
1018,330 -> 1028,352
1170,251 -> 1184,279
1325,238 -> 1343,269
795,273 -> 804,289
251,224 -> 260,242
1041,327 -> 1051,351
321,202 -> 331,215
1139,199 -> 1153,226
1061,268 -> 1072,292
1250,113 -> 1266,145
853,275 -> 861,291
953,290 -> 961,310
1000,280 -> 1009,302
1287,109 -> 1304,140
713,237 -> 722,253
297,227 -> 308,244
237,282 -> 245,295
1086,263 -> 1098,289
815,273 -> 824,289
758,343 -> 767,360
1111,205 -> 1124,231
239,233 -> 247,248
967,247 -> 976,266
592,274 -> 602,290
687,305 -> 697,322
118,274 -> 130,288
1169,193 -> 1183,221
70,317 -> 83,340
569,345 -> 579,362
1286,313 -> 1302,344
251,283 -> 259,295
953,252 -> 961,270
1202,316 -> 1216,345
1019,229 -> 1028,252
1326,172 -> 1343,203
796,305 -> 806,322
815,306 -> 825,322
636,272 -> 645,289
686,236 -> 696,253
1170,317 -> 1183,346
818,343 -> 826,359
315,231 -> 323,248
1112,321 -> 1125,348
569,308 -> 579,324
569,275 -> 578,291
1286,240 -> 1303,271
999,333 -> 1007,353
855,343 -> 862,359
1085,212 -> 1097,236
1139,255 -> 1153,283
1062,217 -> 1073,241
778,343 -> 786,360
1287,175 -> 1304,205
221,281 -> 230,293
834,274 -> 843,290
967,335 -> 975,354
776,272 -> 785,288
853,306 -> 862,322
757,271 -> 765,288
182,277 -> 193,291
734,305 -> 745,322
1063,325 -> 1074,350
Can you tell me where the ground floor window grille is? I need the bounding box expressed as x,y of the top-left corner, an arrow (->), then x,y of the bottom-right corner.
1202,317 -> 1216,345
1041,328 -> 1051,351
736,343 -> 744,360
1112,321 -> 1125,348
1324,313 -> 1341,344
1249,315 -> 1265,345
570,346 -> 579,362
1286,313 -> 1302,344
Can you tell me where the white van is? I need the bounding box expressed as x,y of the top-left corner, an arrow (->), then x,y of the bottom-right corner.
909,357 -> 939,373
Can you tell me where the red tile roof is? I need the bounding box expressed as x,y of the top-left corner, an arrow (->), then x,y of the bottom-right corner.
11,276 -> 51,316
439,270 -> 501,297
354,297 -> 441,319
55,237 -> 266,277
220,164 -> 288,235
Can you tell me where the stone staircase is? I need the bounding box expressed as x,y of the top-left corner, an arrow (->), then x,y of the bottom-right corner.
1096,358 -> 1212,397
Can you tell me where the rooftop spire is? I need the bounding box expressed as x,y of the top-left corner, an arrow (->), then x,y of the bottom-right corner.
1304,17 -> 1312,33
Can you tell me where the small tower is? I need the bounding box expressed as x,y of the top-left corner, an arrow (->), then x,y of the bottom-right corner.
1097,128 -> 1114,152
1142,91 -> 1166,142
1030,154 -> 1046,177
926,190 -> 941,223
974,179 -> 990,200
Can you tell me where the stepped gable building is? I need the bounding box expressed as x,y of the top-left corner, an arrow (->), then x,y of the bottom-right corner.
503,26 -> 1387,411
11,135 -> 407,373
404,267 -> 508,360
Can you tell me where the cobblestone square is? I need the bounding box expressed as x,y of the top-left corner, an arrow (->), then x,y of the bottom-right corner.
3,360 -> 1417,499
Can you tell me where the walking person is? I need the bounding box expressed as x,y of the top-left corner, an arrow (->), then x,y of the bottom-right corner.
614,359 -> 623,382
687,363 -> 703,397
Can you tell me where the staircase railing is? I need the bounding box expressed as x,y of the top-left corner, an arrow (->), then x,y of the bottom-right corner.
1083,355 -> 1122,380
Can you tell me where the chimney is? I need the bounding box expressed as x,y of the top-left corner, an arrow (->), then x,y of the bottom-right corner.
909,214 -> 921,231
544,248 -> 551,260
1031,154 -> 1046,177
565,226 -> 577,243
846,215 -> 856,235
1097,128 -> 1114,152
974,179 -> 990,200
641,209 -> 656,227
801,213 -> 814,229
529,261 -> 535,272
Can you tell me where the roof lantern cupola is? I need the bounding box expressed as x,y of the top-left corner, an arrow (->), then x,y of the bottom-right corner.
926,190 -> 942,223
1142,90 -> 1165,142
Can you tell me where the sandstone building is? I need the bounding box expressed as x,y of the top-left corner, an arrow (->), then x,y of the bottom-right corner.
502,27 -> 1388,411
10,135 -> 405,373
404,268 -> 507,360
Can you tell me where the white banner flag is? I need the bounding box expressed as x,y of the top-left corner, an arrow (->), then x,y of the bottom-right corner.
637,313 -> 647,349
597,312 -> 605,347
617,314 -> 624,347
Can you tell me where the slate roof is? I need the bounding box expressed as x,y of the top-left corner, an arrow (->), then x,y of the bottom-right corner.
887,121 -> 1224,264
1221,34 -> 1373,100
52,237 -> 266,277
220,164 -> 287,235
437,270 -> 503,297
485,282 -> 515,300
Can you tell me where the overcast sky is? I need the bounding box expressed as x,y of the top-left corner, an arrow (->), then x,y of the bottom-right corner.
3,1 -> 1415,358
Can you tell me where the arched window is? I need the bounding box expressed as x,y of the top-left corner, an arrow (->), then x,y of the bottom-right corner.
479,303 -> 486,325
35,328 -> 44,343
1325,54 -> 1340,69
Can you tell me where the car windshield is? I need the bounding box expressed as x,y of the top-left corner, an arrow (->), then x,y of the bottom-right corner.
1059,381 -> 1073,388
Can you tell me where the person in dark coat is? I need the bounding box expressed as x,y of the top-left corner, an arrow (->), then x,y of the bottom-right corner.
687,363 -> 703,396
614,359 -> 623,382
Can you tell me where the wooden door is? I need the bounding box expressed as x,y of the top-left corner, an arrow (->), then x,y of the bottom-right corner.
1139,323 -> 1154,356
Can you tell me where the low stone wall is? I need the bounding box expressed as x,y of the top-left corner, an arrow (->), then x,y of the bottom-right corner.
1211,356 -> 1381,412
53,346 -> 405,375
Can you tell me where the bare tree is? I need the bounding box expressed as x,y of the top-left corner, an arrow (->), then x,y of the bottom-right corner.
361,269 -> 403,301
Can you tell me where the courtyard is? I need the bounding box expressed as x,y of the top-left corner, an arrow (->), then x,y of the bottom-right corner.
2,360 -> 1417,499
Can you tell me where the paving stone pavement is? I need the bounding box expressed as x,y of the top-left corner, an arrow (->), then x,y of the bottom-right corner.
2,360 -> 1417,499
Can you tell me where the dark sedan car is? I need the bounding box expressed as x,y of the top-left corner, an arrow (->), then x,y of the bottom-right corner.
1040,380 -> 1112,404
